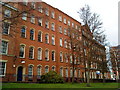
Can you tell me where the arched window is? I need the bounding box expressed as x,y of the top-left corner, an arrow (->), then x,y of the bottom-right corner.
60,52 -> 63,62
19,45 -> 25,58
52,66 -> 55,71
60,67 -> 63,77
65,68 -> 68,77
52,51 -> 55,61
64,39 -> 67,48
51,36 -> 55,45
38,48 -> 42,60
28,65 -> 33,78
45,49 -> 49,61
21,26 -> 26,38
70,68 -> 73,77
45,66 -> 49,73
29,47 -> 34,59
38,31 -> 42,42
30,29 -> 34,40
45,34 -> 49,44
37,65 -> 42,79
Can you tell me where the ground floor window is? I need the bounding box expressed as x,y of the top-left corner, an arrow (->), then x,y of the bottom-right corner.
0,62 -> 6,76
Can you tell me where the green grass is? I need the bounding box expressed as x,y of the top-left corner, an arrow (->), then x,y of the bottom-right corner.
1,83 -> 119,88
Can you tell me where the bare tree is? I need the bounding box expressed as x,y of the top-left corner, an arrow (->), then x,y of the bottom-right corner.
78,4 -> 107,45
66,26 -> 82,83
110,46 -> 120,82
78,5 -> 107,86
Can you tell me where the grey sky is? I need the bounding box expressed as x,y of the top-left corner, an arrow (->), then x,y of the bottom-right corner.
43,0 -> 118,46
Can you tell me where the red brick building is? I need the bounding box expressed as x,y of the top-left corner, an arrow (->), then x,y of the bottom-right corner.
1,1 -> 107,82
110,45 -> 120,80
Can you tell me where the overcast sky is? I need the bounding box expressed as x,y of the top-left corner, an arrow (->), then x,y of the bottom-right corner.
43,0 -> 119,46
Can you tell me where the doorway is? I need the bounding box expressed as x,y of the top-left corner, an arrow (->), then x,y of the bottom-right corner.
17,66 -> 23,81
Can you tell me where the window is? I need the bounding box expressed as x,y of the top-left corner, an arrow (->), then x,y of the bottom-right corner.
60,38 -> 62,47
65,68 -> 68,77
38,18 -> 42,26
78,69 -> 80,78
38,31 -> 42,42
4,9 -> 11,17
45,66 -> 49,73
59,15 -> 62,21
51,23 -> 55,31
22,12 -> 27,20
21,26 -> 26,38
2,40 -> 8,54
28,65 -> 33,78
38,48 -> 42,60
64,39 -> 67,48
45,21 -> 49,29
45,34 -> 49,44
19,45 -> 25,58
38,5 -> 42,13
68,20 -> 70,26
59,26 -> 62,33
23,0 -> 28,5
31,2 -> 35,9
0,62 -> 6,76
29,47 -> 34,59
30,29 -> 34,40
52,51 -> 55,61
64,18 -> 66,24
70,55 -> 72,63
78,57 -> 80,64
74,56 -> 77,64
52,66 -> 55,71
30,15 -> 35,23
60,52 -> 63,62
51,36 -> 55,45
64,28 -> 67,35
74,69 -> 77,77
65,53 -> 68,63
70,68 -> 73,77
45,49 -> 49,61
60,67 -> 63,77
37,66 -> 41,79
72,23 -> 74,28
2,22 -> 10,34
51,12 -> 55,18
45,8 -> 49,16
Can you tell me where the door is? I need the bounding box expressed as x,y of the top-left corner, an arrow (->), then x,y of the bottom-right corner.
17,66 -> 23,81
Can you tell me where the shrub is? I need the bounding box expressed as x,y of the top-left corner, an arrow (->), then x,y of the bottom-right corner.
40,71 -> 64,83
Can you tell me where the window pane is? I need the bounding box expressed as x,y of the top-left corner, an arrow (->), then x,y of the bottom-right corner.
2,22 -> 10,34
2,41 -> 8,54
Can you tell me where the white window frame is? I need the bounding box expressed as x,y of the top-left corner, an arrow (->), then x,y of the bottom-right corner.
52,51 -> 55,61
51,11 -> 55,18
59,15 -> 62,22
45,34 -> 49,44
2,40 -> 8,55
0,61 -> 7,76
51,35 -> 55,45
60,52 -> 63,62
2,22 -> 10,35
45,49 -> 49,61
60,38 -> 62,47
51,23 -> 55,31
64,18 -> 66,24
37,48 -> 42,60
38,5 -> 43,13
19,44 -> 25,58
30,15 -> 35,23
38,18 -> 42,26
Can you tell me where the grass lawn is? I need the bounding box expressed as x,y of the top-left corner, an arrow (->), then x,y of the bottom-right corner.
1,83 -> 119,89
